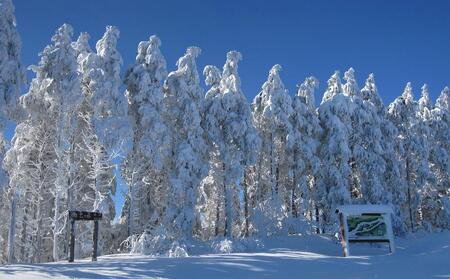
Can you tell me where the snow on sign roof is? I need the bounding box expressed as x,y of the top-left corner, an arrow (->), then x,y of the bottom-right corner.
335,205 -> 393,214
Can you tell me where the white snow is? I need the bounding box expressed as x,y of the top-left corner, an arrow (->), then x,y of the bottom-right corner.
1,231 -> 449,279
336,204 -> 393,214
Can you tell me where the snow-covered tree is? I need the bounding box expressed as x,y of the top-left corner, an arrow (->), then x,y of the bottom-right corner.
290,76 -> 322,232
388,82 -> 432,231
197,65 -> 224,238
343,68 -> 388,203
4,23 -> 82,262
0,0 -> 23,123
418,84 -> 431,116
317,71 -> 352,231
121,35 -> 169,240
360,73 -> 407,234
420,87 -> 450,229
0,0 -> 24,263
321,70 -> 342,104
163,46 -> 207,240
202,51 -> 259,238
251,64 -> 293,236
74,26 -> 126,256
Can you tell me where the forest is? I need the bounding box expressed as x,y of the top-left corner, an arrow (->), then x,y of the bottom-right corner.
0,0 -> 448,264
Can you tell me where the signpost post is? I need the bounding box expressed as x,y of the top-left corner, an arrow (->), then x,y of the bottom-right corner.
335,205 -> 395,257
68,211 -> 102,262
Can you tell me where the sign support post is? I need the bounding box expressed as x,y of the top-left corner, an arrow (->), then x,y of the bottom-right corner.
92,220 -> 99,261
68,211 -> 102,263
69,219 -> 75,262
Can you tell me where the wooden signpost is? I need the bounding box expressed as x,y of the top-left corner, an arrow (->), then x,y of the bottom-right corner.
335,205 -> 395,257
68,210 -> 102,263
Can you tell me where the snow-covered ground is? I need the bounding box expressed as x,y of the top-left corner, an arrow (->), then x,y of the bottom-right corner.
1,231 -> 449,279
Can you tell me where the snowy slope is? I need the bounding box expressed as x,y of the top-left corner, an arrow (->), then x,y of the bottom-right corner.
0,231 -> 449,279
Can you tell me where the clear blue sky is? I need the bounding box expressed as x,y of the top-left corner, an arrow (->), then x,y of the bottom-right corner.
11,0 -> 450,217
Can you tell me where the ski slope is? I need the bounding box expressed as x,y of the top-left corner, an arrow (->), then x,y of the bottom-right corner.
1,231 -> 449,279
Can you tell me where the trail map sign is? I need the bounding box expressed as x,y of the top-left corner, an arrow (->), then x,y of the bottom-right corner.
335,205 -> 395,257
68,210 -> 102,262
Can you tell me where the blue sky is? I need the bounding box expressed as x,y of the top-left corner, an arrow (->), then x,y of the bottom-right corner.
11,0 -> 450,217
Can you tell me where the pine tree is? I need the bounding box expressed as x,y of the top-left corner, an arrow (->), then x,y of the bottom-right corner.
290,76 -> 322,232
4,23 -> 81,262
317,71 -> 352,231
388,82 -> 431,231
344,68 -> 388,204
75,26 -> 126,255
360,73 -> 407,234
321,71 -> 342,104
0,0 -> 24,264
198,65 -> 225,238
121,35 -> 169,240
163,46 -> 207,240
421,86 -> 450,229
252,64 -> 293,236
203,51 -> 259,238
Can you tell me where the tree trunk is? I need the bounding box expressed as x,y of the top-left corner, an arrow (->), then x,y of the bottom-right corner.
270,132 -> 275,197
35,197 -> 43,263
291,188 -> 297,218
53,190 -> 60,262
223,162 -> 233,238
406,156 -> 414,232
315,206 -> 320,234
215,200 -> 220,237
243,177 -> 249,237
7,193 -> 17,264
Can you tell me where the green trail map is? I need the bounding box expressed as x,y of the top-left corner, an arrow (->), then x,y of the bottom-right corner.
347,215 -> 387,238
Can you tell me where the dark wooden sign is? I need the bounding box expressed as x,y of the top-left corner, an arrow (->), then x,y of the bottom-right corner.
69,210 -> 102,221
68,210 -> 102,262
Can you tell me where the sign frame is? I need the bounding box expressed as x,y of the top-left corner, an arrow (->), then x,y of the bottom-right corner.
335,205 -> 395,257
68,210 -> 103,262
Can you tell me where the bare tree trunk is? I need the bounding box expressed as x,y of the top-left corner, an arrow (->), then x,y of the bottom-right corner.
270,132 -> 275,197
223,162 -> 233,238
406,157 -> 414,232
291,188 -> 297,218
35,197 -> 43,263
215,200 -> 220,237
315,206 -> 320,234
7,193 -> 17,264
53,190 -> 60,262
243,176 -> 249,237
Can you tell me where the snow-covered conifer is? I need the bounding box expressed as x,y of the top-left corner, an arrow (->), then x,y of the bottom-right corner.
252,64 -> 293,236
290,76 -> 322,232
317,71 -> 352,231
198,65 -> 225,238
343,68 -> 388,203
202,51 -> 259,238
0,0 -> 24,263
361,73 -> 407,234
74,26 -> 127,255
421,87 -> 450,229
321,70 -> 342,104
388,83 -> 432,231
121,35 -> 169,239
5,23 -> 82,262
418,84 -> 432,120
163,46 -> 207,240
